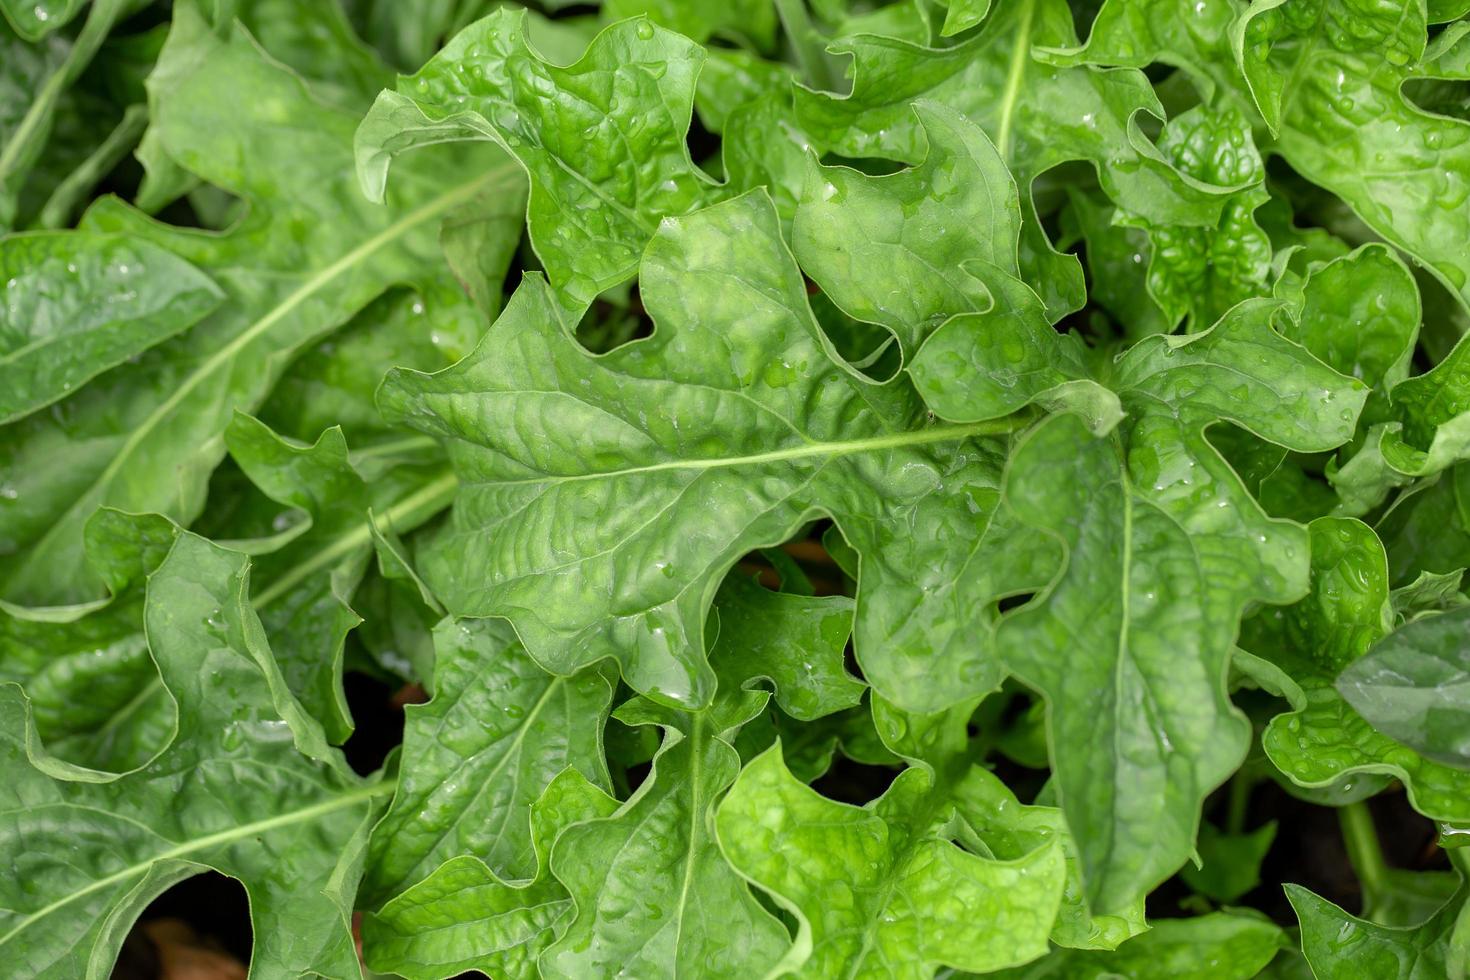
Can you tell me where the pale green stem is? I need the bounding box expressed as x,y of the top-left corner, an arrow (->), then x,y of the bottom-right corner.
38,104 -> 147,229
1339,801 -> 1389,915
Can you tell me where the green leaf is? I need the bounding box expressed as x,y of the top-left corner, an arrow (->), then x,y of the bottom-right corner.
0,231 -> 221,424
1037,0 -> 1243,101
952,765 -> 1147,950
718,87 -> 814,228
1378,466 -> 1470,584
716,744 -> 1067,978
1279,244 -> 1420,397
1288,881 -> 1469,980
794,0 -> 1237,315
992,910 -> 1286,980
1247,518 -> 1470,823
793,101 -> 1123,429
222,414 -> 459,741
712,573 -> 862,721
1393,570 -> 1469,622
792,100 -> 1022,357
0,532 -> 388,977
380,191 -> 1053,711
361,768 -> 619,980
1329,318 -> 1470,515
256,280 -> 493,454
362,617 -> 615,906
356,8 -> 719,309
0,6 -> 518,606
1338,606 -> 1470,771
1060,186 -> 1170,339
1179,819 -> 1279,904
541,709 -> 791,978
604,0 -> 777,48
992,300 -> 1366,912
0,509 -> 179,771
940,0 -> 991,37
1236,0 -> 1470,310
1130,104 -> 1271,330
0,0 -> 90,41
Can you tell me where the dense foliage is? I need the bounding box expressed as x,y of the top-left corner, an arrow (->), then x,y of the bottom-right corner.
2,0 -> 1470,976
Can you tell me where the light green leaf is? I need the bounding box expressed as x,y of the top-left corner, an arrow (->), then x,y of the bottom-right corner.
1036,0 -> 1244,101
992,910 -> 1286,980
604,0 -> 777,48
792,100 -> 1021,356
716,744 -> 1067,978
940,0 -> 991,37
1236,0 -> 1470,310
1246,518 -> 1470,823
1131,104 -> 1271,330
362,617 -> 615,905
356,9 -> 719,309
1338,606 -> 1470,771
0,532 -> 389,978
952,765 -> 1147,950
0,0 -> 89,40
361,768 -> 619,980
1393,570 -> 1469,622
541,705 -> 790,978
997,418 -> 1243,911
379,191 -> 1054,711
713,573 -> 862,721
694,47 -> 797,133
794,0 -> 1237,316
996,321 -> 1365,912
0,231 -> 221,424
1288,881 -> 1469,980
1278,244 -> 1420,396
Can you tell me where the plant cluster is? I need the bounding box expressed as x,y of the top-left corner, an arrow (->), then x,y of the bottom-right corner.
2,0 -> 1470,977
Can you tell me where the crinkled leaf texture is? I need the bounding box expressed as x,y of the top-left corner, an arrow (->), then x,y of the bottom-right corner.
381,190 -> 1047,710
12,0 -> 1470,976
361,617 -> 616,905
1246,518 -> 1470,822
357,8 -> 719,309
987,298 -> 1365,913
716,744 -> 1066,978
1237,0 -> 1470,308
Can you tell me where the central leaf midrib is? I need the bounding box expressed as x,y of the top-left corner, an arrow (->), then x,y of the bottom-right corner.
483,418 -> 1023,488
389,674 -> 565,889
994,0 -> 1036,163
